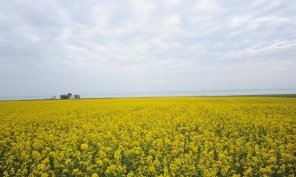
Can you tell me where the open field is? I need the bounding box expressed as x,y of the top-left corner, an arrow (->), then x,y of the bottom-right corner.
0,97 -> 295,176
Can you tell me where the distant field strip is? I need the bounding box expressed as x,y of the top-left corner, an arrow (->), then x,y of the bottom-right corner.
0,97 -> 295,176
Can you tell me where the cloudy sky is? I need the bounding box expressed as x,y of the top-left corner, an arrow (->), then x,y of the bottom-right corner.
1,0 -> 296,99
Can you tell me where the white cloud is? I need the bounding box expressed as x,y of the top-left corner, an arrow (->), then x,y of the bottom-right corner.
195,0 -> 221,12
166,15 -> 181,27
172,0 -> 182,5
230,16 -> 250,28
230,15 -> 291,29
241,40 -> 296,56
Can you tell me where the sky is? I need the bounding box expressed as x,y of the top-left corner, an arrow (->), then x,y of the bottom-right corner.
1,0 -> 296,99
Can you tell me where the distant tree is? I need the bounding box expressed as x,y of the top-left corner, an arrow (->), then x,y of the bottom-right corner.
60,93 -> 80,99
60,94 -> 68,99
67,93 -> 72,99
73,94 -> 80,99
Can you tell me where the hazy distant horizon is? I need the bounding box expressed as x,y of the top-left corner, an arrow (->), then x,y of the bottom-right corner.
1,88 -> 296,100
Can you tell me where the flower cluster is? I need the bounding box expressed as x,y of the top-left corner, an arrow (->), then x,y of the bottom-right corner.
0,97 -> 295,176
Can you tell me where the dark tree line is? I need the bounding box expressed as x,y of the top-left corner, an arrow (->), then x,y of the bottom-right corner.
60,93 -> 80,99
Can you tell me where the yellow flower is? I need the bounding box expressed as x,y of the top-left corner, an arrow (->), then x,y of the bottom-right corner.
92,173 -> 99,177
41,173 -> 49,177
232,174 -> 241,177
32,150 -> 41,160
41,158 -> 50,165
96,159 -> 103,166
171,149 -> 178,155
81,143 -> 89,150
114,149 -> 122,160
148,164 -> 155,173
244,167 -> 253,176
127,171 -> 134,177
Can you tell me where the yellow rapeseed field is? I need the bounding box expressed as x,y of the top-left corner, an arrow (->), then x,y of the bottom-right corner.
0,97 -> 295,177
